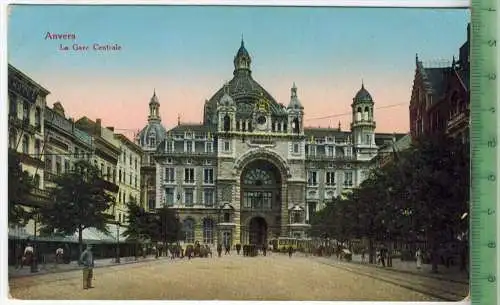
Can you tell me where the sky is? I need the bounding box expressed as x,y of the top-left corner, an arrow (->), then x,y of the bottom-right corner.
8,5 -> 470,138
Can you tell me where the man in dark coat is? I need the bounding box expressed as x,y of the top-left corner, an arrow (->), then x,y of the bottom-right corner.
217,244 -> 222,257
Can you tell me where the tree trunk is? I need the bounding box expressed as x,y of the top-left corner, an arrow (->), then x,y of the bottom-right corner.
368,238 -> 375,264
78,226 -> 83,264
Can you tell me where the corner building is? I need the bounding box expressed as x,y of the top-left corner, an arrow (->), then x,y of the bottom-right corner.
137,40 -> 403,247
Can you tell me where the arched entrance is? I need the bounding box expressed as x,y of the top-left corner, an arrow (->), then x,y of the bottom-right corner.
240,158 -> 283,244
249,217 -> 267,246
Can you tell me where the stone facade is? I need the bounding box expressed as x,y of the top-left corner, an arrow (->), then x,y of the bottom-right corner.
137,40 -> 405,247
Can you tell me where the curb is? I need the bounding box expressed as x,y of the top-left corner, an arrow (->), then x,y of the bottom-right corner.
347,260 -> 469,284
8,257 -> 168,279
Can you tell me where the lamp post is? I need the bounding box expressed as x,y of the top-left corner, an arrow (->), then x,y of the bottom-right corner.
30,210 -> 40,273
115,220 -> 121,263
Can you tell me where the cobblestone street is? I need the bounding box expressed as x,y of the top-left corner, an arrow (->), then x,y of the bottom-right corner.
8,253 -> 467,301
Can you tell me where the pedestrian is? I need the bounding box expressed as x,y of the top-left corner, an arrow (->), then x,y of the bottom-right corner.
217,243 -> 222,257
416,248 -> 422,269
22,242 -> 34,269
361,249 -> 366,263
225,244 -> 230,255
262,245 -> 267,257
288,246 -> 293,258
55,246 -> 64,264
79,244 -> 95,290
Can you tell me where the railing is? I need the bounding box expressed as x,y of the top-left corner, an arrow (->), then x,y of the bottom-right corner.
44,171 -> 58,182
447,112 -> 468,130
306,154 -> 355,161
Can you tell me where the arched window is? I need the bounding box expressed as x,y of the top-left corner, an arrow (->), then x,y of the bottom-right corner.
364,106 -> 369,121
356,107 -> 362,121
243,168 -> 274,186
183,218 -> 195,243
9,129 -> 17,149
203,218 -> 214,244
22,135 -> 29,154
223,115 -> 231,132
292,118 -> 300,134
149,135 -> 156,147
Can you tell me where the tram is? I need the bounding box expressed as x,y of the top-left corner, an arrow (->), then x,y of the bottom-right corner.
269,237 -> 313,252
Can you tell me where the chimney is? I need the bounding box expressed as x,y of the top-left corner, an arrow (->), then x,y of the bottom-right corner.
107,126 -> 114,132
96,118 -> 102,126
95,118 -> 102,134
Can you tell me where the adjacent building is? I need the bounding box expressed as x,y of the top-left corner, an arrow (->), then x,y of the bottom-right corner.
137,40 -> 406,247
75,117 -> 120,218
8,64 -> 51,235
409,24 -> 470,143
114,133 -> 144,223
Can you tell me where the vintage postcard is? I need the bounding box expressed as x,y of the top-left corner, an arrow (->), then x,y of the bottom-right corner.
6,2 -> 470,302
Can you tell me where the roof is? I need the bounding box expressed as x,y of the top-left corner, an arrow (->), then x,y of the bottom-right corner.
8,64 -> 51,96
168,123 -> 214,134
353,83 -> 373,102
114,133 -> 143,155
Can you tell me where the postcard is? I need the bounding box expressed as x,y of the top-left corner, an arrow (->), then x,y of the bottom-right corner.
6,3 -> 470,302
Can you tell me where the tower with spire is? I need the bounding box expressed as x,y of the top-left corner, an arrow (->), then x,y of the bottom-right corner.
233,38 -> 252,75
148,89 -> 161,122
351,81 -> 376,155
287,82 -> 304,135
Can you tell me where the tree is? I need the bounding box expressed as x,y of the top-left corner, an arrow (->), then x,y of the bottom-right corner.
8,149 -> 35,225
122,197 -> 150,259
40,160 -> 116,256
149,207 -> 182,245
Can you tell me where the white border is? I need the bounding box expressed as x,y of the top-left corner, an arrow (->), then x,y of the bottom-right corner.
1,1 -> 471,305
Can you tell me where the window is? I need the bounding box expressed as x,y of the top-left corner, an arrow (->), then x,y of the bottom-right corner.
307,171 -> 317,186
205,142 -> 213,153
119,170 -> 122,182
203,168 -> 214,184
55,157 -> 62,175
345,147 -> 352,157
344,171 -> 353,187
22,135 -> 29,154
129,173 -> 132,185
183,219 -> 195,243
164,188 -> 174,206
204,189 -> 214,207
365,134 -> 371,145
134,176 -> 137,188
326,171 -> 335,186
106,166 -> 111,179
292,211 -> 302,223
45,157 -> 52,172
308,202 -> 317,219
9,130 -> 17,149
65,160 -> 70,173
34,140 -> 41,158
184,168 -> 195,183
165,168 -> 175,183
166,141 -> 173,152
23,101 -> 30,122
293,143 -> 299,154
203,219 -> 214,244
308,145 -> 316,156
184,189 -> 194,206
135,158 -> 138,169
9,94 -> 17,116
149,135 -> 156,147
186,141 -> 193,153
243,191 -> 272,210
223,212 -> 230,223
33,174 -> 40,188
223,115 -> 231,132
148,198 -> 155,210
243,168 -> 273,185
223,140 -> 231,152
35,107 -> 41,131
326,146 -> 334,157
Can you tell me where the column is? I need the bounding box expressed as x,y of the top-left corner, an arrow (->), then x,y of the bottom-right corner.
280,184 -> 289,237
232,181 -> 241,246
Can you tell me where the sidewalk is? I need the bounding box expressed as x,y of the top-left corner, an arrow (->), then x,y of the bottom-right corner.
347,254 -> 469,284
8,255 -> 168,279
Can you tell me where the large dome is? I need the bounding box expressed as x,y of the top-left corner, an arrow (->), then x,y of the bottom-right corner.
137,122 -> 167,149
204,40 -> 287,125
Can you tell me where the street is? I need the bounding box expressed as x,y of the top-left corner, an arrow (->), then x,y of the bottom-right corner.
8,253 -> 468,301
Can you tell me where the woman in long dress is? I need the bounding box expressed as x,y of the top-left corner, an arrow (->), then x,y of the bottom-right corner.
416,248 -> 422,269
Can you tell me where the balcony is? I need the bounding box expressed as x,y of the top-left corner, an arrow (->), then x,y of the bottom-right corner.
96,178 -> 119,193
17,152 -> 44,168
26,187 -> 51,207
447,112 -> 469,133
44,171 -> 58,182
306,154 -> 355,161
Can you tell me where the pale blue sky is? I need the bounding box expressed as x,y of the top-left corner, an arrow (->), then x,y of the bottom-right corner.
7,5 -> 469,133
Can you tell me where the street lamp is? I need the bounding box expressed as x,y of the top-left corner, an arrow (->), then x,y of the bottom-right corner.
31,209 -> 40,273
115,220 -> 121,263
